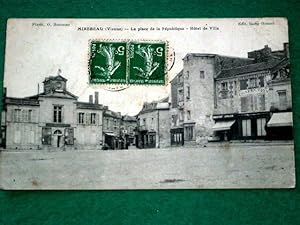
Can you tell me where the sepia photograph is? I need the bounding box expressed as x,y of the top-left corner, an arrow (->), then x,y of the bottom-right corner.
0,18 -> 295,189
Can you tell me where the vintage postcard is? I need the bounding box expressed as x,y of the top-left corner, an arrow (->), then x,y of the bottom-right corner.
0,18 -> 295,189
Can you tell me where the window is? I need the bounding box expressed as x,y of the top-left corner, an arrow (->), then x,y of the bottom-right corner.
259,76 -> 265,87
29,129 -> 35,144
171,115 -> 177,126
257,118 -> 267,136
234,81 -> 237,95
221,82 -> 228,91
178,88 -> 184,102
186,85 -> 190,100
242,119 -> 251,137
28,110 -> 32,122
186,71 -> 189,79
187,110 -> 191,120
241,97 -> 249,112
149,134 -> 156,147
241,95 -> 265,112
249,78 -> 258,88
200,71 -> 205,79
179,110 -> 184,121
278,90 -> 287,109
64,128 -> 74,145
53,105 -> 62,123
78,112 -> 85,124
14,109 -> 21,122
42,127 -> 52,145
14,130 -> 21,144
91,113 -> 96,124
240,79 -> 247,90
258,95 -> 265,111
178,74 -> 183,83
22,110 -> 27,122
185,126 -> 194,141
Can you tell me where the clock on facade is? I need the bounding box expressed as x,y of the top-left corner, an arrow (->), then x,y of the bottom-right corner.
55,82 -> 62,90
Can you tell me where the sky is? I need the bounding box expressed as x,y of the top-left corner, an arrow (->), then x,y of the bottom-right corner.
4,18 -> 288,115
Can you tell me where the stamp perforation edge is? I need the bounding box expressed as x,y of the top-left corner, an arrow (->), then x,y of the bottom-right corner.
87,39 -> 169,87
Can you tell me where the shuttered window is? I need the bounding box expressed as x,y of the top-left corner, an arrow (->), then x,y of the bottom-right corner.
42,127 -> 52,145
64,128 -> 74,145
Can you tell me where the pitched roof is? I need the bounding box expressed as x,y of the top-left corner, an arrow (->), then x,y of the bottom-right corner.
123,115 -> 137,121
138,96 -> 169,114
5,97 -> 40,106
27,90 -> 78,100
43,75 -> 67,83
170,70 -> 183,83
104,109 -> 122,118
76,102 -> 106,110
216,59 -> 281,79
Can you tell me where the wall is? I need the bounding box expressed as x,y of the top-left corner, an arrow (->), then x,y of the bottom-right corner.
215,71 -> 292,115
183,55 -> 216,142
38,96 -> 77,126
138,109 -> 171,148
75,108 -> 103,149
5,105 -> 40,149
158,109 -> 171,147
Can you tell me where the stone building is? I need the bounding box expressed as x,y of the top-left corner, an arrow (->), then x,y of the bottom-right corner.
213,43 -> 292,140
103,109 -> 123,149
170,53 -> 252,145
2,74 -> 106,150
170,44 -> 292,143
170,70 -> 184,146
136,97 -> 170,148
121,115 -> 137,148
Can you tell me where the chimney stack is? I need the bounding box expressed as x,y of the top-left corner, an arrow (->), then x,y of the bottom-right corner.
89,94 -> 93,104
284,42 -> 289,58
95,92 -> 99,104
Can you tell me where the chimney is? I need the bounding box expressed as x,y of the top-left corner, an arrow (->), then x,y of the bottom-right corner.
284,42 -> 289,58
247,45 -> 272,62
3,87 -> 7,98
94,92 -> 99,104
89,94 -> 93,103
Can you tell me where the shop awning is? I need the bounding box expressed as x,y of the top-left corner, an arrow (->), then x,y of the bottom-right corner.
212,120 -> 236,131
104,132 -> 116,136
267,112 -> 293,127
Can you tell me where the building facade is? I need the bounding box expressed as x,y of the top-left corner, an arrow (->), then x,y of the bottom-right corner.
170,53 -> 253,145
170,43 -> 292,144
170,70 -> 184,146
136,97 -> 170,148
213,43 -> 292,140
121,115 -> 137,149
103,109 -> 123,149
2,74 -> 108,150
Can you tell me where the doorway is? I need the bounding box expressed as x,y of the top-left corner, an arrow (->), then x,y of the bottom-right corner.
53,130 -> 63,148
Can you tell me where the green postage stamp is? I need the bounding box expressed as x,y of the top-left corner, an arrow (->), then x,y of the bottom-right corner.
89,40 -> 167,85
